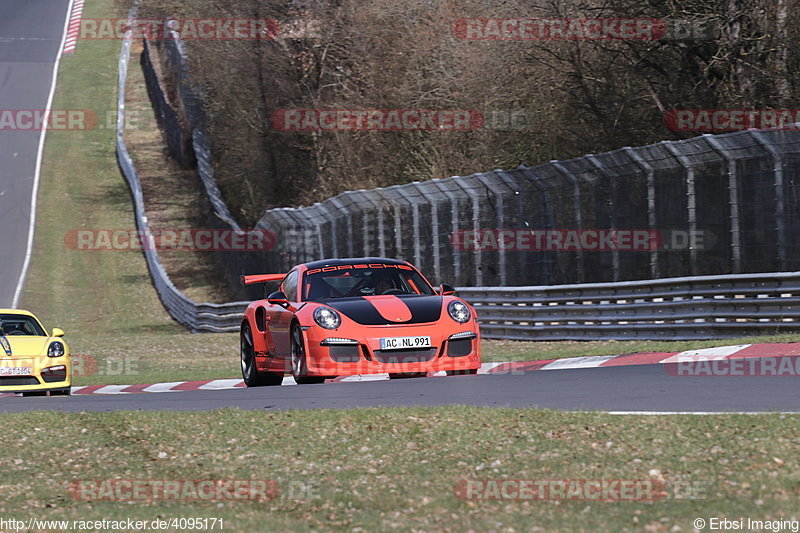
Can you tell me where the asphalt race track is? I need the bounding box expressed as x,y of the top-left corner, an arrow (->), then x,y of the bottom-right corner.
0,0 -> 69,306
1,364 -> 798,413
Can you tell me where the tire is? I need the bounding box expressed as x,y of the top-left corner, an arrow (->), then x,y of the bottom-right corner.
446,369 -> 478,376
241,323 -> 283,387
50,388 -> 71,396
291,324 -> 326,384
389,372 -> 426,379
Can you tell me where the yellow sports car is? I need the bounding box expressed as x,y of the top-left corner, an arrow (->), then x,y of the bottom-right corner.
0,309 -> 71,396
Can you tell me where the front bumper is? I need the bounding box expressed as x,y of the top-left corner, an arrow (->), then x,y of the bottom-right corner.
302,322 -> 481,376
0,356 -> 71,393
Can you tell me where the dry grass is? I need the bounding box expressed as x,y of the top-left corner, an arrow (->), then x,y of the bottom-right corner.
1,408 -> 798,531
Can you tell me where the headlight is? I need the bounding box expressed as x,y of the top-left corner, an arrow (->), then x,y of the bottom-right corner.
447,300 -> 471,323
313,307 -> 341,329
48,341 -> 65,357
320,338 -> 359,346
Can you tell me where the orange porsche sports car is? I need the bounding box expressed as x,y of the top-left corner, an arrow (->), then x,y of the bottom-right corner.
240,258 -> 481,385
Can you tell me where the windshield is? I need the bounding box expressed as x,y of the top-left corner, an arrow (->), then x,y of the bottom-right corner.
0,314 -> 46,336
302,264 -> 435,301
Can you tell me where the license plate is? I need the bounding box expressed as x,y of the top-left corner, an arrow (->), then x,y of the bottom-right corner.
0,367 -> 32,376
380,336 -> 431,350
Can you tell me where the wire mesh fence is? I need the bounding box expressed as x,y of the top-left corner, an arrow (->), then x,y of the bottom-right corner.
248,128 -> 800,292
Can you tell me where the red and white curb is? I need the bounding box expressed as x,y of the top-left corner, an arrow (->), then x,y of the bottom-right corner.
62,0 -> 84,55
69,372 -> 456,395
7,342 -> 798,396
68,366 -> 502,394
486,343 -> 800,374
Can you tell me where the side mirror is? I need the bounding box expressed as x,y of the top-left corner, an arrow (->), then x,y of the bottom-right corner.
267,291 -> 290,307
438,284 -> 456,296
52,328 -> 65,338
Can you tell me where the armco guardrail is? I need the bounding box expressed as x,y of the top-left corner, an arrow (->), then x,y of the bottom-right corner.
459,271 -> 800,341
116,10 -> 247,332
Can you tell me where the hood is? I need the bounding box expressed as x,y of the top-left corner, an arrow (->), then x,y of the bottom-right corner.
0,335 -> 50,357
322,295 -> 443,325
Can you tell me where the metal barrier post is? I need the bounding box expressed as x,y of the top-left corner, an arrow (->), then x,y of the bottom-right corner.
393,187 -> 422,268
550,161 -> 586,282
474,172 -> 506,285
428,179 -> 468,284
494,169 -> 532,286
348,191 -> 383,257
326,197 -> 351,258
313,204 -> 337,259
750,130 -> 787,270
623,147 -> 658,278
702,134 -> 742,273
472,195 -> 482,286
586,155 -> 621,281
662,142 -> 698,275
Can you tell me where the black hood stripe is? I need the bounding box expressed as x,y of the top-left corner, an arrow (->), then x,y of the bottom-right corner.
323,296 -> 443,325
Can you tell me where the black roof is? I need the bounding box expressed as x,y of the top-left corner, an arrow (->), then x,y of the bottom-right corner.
303,257 -> 410,269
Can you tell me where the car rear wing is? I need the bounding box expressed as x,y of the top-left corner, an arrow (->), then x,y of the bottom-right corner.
242,273 -> 287,299
241,274 -> 286,285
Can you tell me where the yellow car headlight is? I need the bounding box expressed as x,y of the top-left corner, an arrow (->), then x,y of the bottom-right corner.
47,341 -> 65,358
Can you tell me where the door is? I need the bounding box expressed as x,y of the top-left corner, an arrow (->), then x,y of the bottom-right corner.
267,270 -> 299,365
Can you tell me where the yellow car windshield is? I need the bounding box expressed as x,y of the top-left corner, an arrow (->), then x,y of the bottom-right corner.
0,314 -> 46,336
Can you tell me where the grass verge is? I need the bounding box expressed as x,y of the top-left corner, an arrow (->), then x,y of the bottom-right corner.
1,407 -> 797,532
